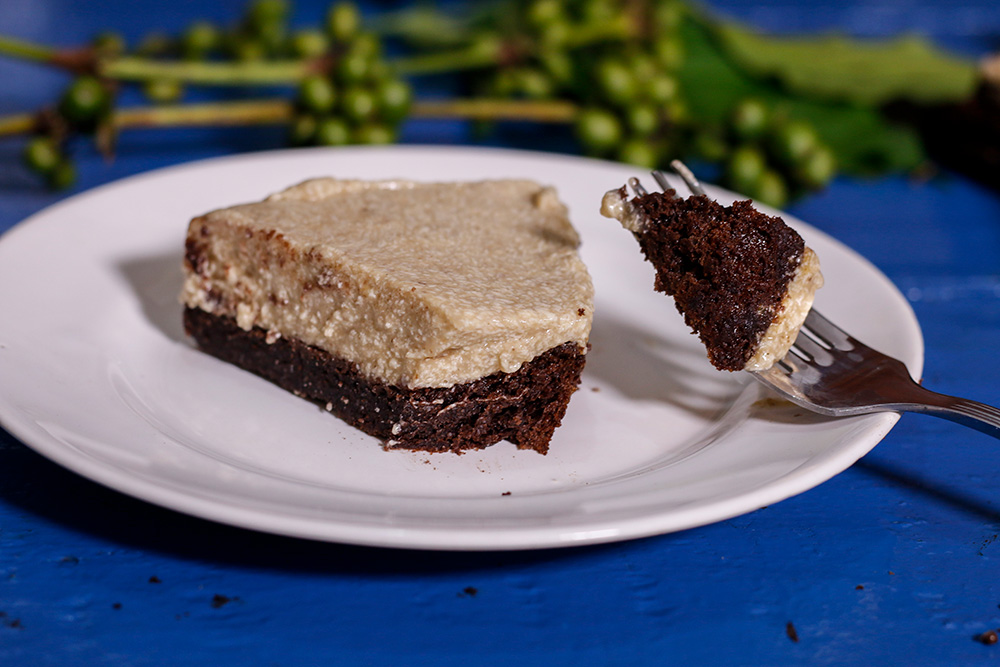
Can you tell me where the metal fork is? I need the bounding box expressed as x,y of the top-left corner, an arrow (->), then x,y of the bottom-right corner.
631,160 -> 1000,439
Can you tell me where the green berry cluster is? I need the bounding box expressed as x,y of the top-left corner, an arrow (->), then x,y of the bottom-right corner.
289,18 -> 412,146
23,135 -> 76,188
474,0 -> 689,168
22,74 -> 114,187
573,3 -> 688,168
20,1 -> 414,188
711,98 -> 836,208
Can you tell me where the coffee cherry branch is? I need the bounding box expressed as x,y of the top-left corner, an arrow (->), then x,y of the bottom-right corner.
0,0 -> 844,207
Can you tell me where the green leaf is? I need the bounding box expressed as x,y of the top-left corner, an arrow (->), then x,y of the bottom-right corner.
712,23 -> 977,107
676,17 -> 927,175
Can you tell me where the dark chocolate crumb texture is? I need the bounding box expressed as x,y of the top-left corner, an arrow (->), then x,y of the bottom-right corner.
184,308 -> 584,454
601,186 -> 822,371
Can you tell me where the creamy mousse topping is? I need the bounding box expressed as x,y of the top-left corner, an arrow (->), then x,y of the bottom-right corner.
600,187 -> 822,371
182,179 -> 594,388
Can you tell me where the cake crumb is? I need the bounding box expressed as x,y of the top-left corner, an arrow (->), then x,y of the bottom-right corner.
502,491 -> 511,496
855,585 -> 864,590
978,630 -> 999,645
211,594 -> 240,609
148,575 -> 161,584
786,621 -> 799,643
458,586 -> 478,598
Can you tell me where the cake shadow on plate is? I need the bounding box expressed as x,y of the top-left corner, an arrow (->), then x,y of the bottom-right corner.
583,313 -> 745,421
116,250 -> 187,344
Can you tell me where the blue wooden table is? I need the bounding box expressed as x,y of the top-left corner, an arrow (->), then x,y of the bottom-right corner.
2,1 -> 1000,664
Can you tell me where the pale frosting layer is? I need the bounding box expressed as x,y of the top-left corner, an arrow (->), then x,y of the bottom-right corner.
182,179 -> 593,388
743,247 -> 824,371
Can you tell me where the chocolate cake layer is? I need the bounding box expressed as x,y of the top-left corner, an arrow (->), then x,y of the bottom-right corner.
183,307 -> 585,454
630,190 -> 805,371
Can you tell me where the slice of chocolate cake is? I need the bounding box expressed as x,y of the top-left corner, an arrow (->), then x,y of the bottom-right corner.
182,179 -> 593,454
601,185 -> 822,371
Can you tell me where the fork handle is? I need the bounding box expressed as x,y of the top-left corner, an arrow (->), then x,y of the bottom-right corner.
897,384 -> 1000,439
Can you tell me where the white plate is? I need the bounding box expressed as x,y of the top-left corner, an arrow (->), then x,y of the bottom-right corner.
0,146 -> 922,550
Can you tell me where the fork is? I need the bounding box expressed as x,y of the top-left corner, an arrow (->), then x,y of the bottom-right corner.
630,160 -> 1000,439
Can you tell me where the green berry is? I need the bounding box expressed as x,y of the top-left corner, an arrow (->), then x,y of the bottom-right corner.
23,136 -> 61,174
230,35 -> 266,62
490,69 -> 518,97
526,0 -> 563,29
618,139 -> 660,169
47,158 -> 77,190
797,145 -> 837,190
289,114 -> 318,146
653,1 -> 685,32
354,122 -> 395,145
595,58 -> 636,108
375,79 -> 412,124
59,76 -> 110,126
247,0 -> 289,32
92,31 -> 125,56
727,144 -> 766,195
730,98 -> 770,141
290,29 -> 329,58
770,120 -> 819,166
538,20 -> 571,49
575,108 -> 622,154
514,68 -> 555,99
349,33 -> 381,59
366,59 -> 390,84
665,98 -> 689,125
580,0 -> 617,24
538,48 -> 573,86
628,53 -> 659,82
327,2 -> 361,42
135,32 -> 173,57
468,32 -> 502,62
337,50 -> 372,85
342,88 -> 377,123
692,129 -> 729,162
626,104 -> 659,137
143,78 -> 184,104
254,21 -> 288,56
181,21 -> 221,60
315,117 -> 352,146
298,75 -> 337,114
752,169 -> 789,209
647,73 -> 679,106
653,36 -> 685,71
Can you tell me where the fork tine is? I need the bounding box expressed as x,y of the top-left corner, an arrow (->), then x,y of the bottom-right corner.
667,160 -> 707,196
789,329 -> 834,365
628,177 -> 648,197
652,170 -> 673,193
803,309 -> 856,350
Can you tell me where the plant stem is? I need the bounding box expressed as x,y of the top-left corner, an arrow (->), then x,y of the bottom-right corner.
0,97 -> 578,140
0,35 -> 58,63
104,57 -> 312,85
412,98 -> 577,122
0,112 -> 37,135
113,100 -> 294,128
